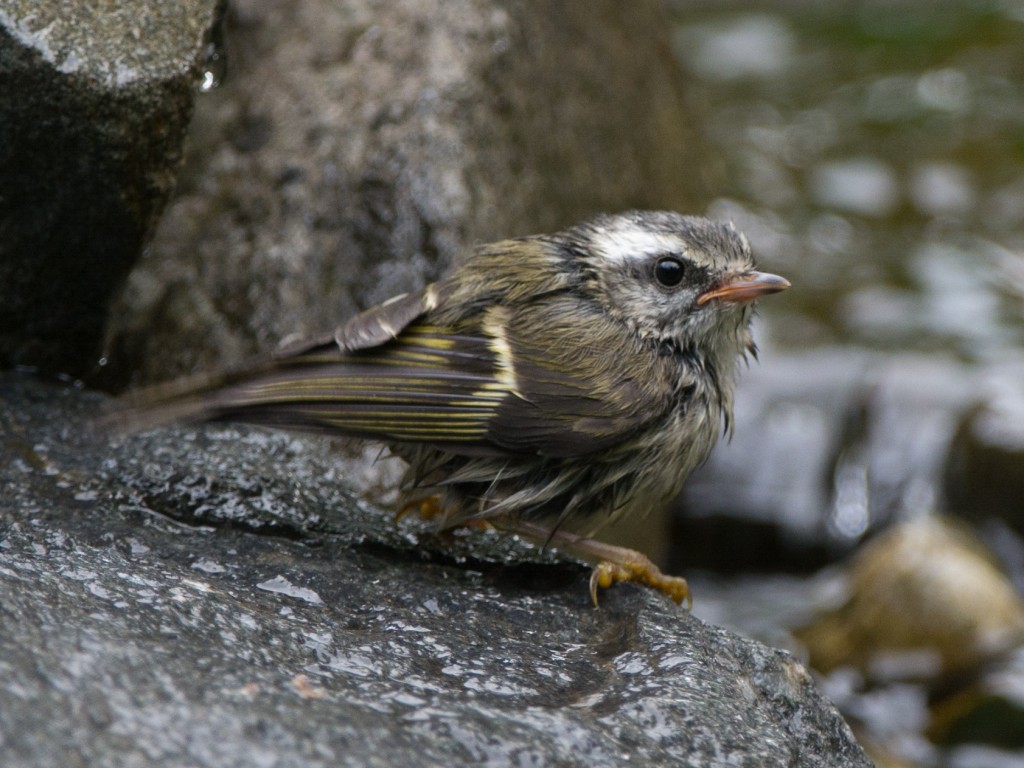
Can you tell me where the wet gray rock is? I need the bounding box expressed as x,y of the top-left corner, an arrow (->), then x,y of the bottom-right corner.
0,0 -> 225,376
928,645 -> 1024,752
945,359 -> 1024,536
672,349 -> 982,571
98,0 -> 712,388
0,372 -> 870,767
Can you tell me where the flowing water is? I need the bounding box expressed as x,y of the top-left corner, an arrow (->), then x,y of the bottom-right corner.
673,1 -> 1024,358
670,4 -> 1024,765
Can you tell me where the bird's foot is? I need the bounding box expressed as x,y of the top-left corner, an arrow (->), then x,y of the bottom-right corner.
396,494 -> 445,522
589,558 -> 691,608
396,495 -> 492,532
498,520 -> 691,609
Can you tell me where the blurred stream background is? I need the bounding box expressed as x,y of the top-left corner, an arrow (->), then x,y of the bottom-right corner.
10,1 -> 1024,764
664,2 -> 1024,766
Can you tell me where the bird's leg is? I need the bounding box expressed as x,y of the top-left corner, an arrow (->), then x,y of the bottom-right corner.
396,495 -> 493,532
395,494 -> 446,522
497,520 -> 691,609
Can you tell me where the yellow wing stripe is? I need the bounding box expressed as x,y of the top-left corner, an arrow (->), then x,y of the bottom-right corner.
203,324 -> 513,445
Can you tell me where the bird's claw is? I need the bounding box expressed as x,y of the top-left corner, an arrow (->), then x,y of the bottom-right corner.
589,560 -> 692,609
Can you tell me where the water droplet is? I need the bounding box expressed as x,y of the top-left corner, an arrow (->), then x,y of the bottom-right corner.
199,10 -> 228,92
200,48 -> 227,92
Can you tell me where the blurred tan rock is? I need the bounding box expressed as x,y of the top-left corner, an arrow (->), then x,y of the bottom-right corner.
796,517 -> 1024,683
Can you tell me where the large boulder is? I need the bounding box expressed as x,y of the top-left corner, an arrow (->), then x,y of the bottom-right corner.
0,372 -> 871,767
97,0 -> 714,387
0,0 -> 225,376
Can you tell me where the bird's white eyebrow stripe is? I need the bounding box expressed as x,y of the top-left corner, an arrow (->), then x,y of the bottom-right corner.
589,228 -> 684,263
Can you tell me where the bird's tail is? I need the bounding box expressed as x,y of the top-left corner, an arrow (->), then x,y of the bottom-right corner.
95,365 -> 270,437
95,326 -> 501,450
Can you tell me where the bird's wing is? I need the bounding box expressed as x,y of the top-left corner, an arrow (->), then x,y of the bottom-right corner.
230,290 -> 676,458
102,283 -> 451,437
330,283 -> 453,353
481,298 -> 676,459
220,323 -> 508,449
107,287 -> 677,460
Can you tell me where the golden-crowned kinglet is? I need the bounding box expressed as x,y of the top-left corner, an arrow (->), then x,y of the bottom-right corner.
106,211 -> 789,606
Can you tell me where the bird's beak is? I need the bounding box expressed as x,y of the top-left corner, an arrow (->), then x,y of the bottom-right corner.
697,271 -> 790,306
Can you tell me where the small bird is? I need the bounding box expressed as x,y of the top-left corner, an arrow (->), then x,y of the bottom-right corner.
105,211 -> 788,607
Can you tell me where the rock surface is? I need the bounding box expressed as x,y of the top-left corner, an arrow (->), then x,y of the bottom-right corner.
0,372 -> 870,767
0,0 -> 224,376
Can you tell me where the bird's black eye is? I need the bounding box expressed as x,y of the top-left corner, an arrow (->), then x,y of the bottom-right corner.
654,256 -> 686,288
